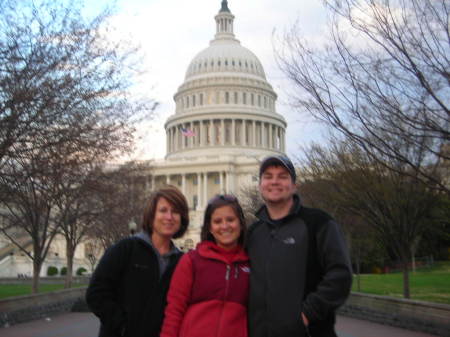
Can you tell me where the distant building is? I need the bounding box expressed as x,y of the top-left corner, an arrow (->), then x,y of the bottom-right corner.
0,230 -> 93,278
150,0 -> 287,248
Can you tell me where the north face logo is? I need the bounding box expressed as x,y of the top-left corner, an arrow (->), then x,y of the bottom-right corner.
283,237 -> 296,245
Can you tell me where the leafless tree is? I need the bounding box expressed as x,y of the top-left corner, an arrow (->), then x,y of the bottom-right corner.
54,162 -> 102,288
0,0 -> 156,292
277,0 -> 449,193
56,160 -> 152,287
0,149 -> 63,292
87,161 -> 152,250
300,139 -> 444,298
0,0 -> 156,168
238,183 -> 264,226
298,175 -> 383,288
85,239 -> 104,273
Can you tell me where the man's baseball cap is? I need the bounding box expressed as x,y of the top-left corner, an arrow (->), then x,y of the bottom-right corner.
259,155 -> 296,182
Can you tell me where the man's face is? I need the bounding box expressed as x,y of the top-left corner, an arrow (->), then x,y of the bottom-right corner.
259,165 -> 296,205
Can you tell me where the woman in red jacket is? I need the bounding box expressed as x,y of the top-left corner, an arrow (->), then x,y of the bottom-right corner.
161,194 -> 249,337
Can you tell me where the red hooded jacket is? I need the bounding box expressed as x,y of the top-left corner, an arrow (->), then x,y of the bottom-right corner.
160,240 -> 250,337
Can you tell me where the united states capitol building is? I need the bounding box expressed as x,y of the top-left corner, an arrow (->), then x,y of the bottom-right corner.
0,0 -> 287,276
150,0 -> 287,248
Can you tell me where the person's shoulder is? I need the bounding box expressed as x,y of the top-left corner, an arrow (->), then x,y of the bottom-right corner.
106,236 -> 127,249
298,205 -> 333,226
108,236 -> 143,253
186,248 -> 198,257
174,248 -> 184,258
245,219 -> 265,249
117,236 -> 139,246
249,218 -> 264,227
96,237 -> 139,266
248,219 -> 264,234
177,249 -> 197,266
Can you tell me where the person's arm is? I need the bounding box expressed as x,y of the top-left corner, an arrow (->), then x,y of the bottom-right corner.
302,220 -> 352,323
160,254 -> 194,337
85,240 -> 129,335
301,312 -> 309,326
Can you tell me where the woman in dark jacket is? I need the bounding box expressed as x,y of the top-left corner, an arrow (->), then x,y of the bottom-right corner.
86,186 -> 189,337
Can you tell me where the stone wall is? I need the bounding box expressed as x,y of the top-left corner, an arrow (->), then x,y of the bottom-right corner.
0,276 -> 89,285
2,289 -> 450,336
339,292 -> 450,337
0,287 -> 87,328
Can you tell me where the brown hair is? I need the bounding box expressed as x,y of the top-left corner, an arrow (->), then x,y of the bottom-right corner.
141,186 -> 189,239
200,194 -> 247,246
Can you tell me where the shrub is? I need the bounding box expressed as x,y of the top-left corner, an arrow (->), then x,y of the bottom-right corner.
47,266 -> 58,276
60,266 -> 67,276
76,267 -> 87,276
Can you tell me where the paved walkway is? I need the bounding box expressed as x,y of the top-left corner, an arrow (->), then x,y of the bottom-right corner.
0,312 -> 440,337
336,316 -> 439,337
1,313 -> 99,337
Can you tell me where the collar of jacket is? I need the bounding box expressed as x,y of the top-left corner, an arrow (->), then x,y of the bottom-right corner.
196,240 -> 249,264
255,194 -> 302,227
135,231 -> 180,257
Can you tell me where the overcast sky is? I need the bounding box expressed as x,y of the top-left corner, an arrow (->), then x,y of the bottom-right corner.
96,0 -> 331,160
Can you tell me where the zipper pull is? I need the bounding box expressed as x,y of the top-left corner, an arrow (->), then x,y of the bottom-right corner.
225,265 -> 231,280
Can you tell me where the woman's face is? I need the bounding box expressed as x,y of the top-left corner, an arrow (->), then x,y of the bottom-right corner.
152,197 -> 181,240
209,205 -> 241,250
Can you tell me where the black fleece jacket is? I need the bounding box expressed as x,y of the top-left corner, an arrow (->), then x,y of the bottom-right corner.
247,195 -> 352,337
86,234 -> 182,337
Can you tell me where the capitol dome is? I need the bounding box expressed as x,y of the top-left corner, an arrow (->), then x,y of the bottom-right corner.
164,0 -> 286,160
185,34 -> 267,80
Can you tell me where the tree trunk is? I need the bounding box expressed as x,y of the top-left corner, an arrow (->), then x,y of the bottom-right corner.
65,240 -> 75,289
32,259 -> 42,294
355,254 -> 361,292
402,258 -> 410,298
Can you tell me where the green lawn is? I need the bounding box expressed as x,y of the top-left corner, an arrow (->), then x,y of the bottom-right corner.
0,283 -> 86,300
352,261 -> 450,304
2,263 -> 449,304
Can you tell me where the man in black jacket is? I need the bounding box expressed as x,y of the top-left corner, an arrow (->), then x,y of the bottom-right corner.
247,155 -> 352,337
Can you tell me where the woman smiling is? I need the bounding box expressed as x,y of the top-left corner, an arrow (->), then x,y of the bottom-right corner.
86,186 -> 189,337
160,194 -> 249,337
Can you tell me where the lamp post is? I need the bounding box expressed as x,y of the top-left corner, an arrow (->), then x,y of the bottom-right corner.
128,219 -> 137,236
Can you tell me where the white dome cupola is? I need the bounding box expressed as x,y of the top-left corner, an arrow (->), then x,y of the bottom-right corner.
215,0 -> 235,40
165,0 -> 286,160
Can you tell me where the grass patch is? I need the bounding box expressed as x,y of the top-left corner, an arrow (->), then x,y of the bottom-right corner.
0,283 -> 86,300
352,261 -> 450,304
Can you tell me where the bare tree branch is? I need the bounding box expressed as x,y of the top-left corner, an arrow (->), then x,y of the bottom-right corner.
277,0 -> 449,193
0,0 -> 157,292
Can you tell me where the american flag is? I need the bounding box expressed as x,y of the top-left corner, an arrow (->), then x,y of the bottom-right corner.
180,127 -> 196,137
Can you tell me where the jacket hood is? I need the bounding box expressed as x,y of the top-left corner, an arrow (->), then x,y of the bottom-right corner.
135,231 -> 153,246
196,240 -> 248,264
135,231 -> 181,256
255,194 -> 302,226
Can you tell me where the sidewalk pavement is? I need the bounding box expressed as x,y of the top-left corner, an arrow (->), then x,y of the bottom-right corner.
0,312 -> 440,337
336,315 -> 439,337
